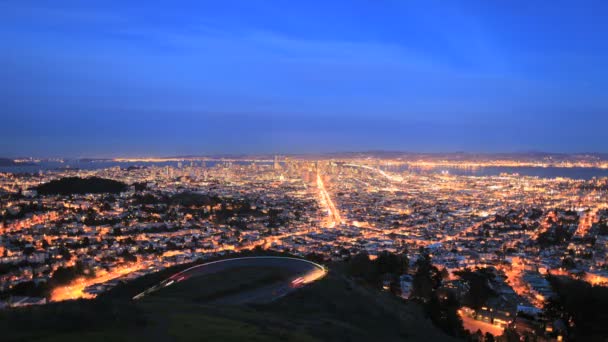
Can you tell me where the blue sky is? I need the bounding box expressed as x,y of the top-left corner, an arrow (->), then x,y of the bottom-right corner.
1,0 -> 607,157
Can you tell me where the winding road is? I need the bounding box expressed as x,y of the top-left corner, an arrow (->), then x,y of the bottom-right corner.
133,256 -> 327,304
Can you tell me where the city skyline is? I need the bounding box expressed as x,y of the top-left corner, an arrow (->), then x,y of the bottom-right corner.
2,0 -> 608,156
2,2 -> 608,340
2,155 -> 608,340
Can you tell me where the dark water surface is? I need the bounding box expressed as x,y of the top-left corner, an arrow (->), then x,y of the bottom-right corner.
384,165 -> 608,180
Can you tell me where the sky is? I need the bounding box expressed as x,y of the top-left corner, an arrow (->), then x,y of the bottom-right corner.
1,0 -> 607,157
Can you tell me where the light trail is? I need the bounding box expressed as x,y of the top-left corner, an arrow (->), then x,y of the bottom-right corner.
344,163 -> 402,182
574,207 -> 599,238
549,268 -> 608,286
133,256 -> 327,300
530,210 -> 557,241
50,263 -> 146,301
496,260 -> 544,309
51,233 -> 316,302
316,172 -> 342,227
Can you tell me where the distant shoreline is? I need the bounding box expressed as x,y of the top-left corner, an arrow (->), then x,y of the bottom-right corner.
3,151 -> 608,162
0,158 -> 34,167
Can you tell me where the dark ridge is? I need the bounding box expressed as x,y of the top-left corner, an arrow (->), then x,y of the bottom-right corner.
36,177 -> 128,195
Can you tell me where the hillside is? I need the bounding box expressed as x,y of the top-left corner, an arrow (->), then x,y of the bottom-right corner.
0,264 -> 455,341
36,177 -> 128,195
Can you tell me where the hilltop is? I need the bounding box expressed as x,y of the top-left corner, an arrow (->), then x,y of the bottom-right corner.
0,260 -> 454,342
36,177 -> 128,195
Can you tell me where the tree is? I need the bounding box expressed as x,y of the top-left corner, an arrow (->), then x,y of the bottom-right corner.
119,250 -> 137,263
501,327 -> 521,342
58,246 -> 71,260
348,252 -> 375,281
376,250 -> 405,275
561,257 -> 576,269
401,251 -> 410,274
427,291 -> 464,337
411,249 -> 441,301
454,268 -> 497,310
305,252 -> 326,264
547,275 -> 608,339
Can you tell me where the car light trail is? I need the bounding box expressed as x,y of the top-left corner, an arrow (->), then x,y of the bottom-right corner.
133,256 -> 327,301
317,172 -> 342,227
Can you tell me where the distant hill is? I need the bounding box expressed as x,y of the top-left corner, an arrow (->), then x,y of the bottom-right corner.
0,258 -> 455,341
0,158 -> 18,166
36,177 -> 128,195
319,151 -> 608,161
111,151 -> 608,162
0,158 -> 36,166
77,158 -> 113,163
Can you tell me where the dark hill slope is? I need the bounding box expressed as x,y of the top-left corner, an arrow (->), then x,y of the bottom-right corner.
0,266 -> 455,341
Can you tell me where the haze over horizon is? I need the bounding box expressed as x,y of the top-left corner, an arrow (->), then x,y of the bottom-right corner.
2,1 -> 607,157
5,150 -> 608,161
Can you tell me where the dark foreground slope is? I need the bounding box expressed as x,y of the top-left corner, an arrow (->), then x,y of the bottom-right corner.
0,266 -> 454,342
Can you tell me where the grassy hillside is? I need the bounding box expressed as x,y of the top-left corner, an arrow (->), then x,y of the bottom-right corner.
149,266 -> 293,303
0,263 -> 455,341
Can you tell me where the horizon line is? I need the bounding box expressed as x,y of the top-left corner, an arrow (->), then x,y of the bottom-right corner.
4,150 -> 608,160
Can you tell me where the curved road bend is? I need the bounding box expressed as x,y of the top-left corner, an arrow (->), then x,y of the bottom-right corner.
133,256 -> 327,304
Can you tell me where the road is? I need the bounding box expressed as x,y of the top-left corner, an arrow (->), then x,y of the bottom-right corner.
51,262 -> 148,301
317,172 -> 343,227
344,163 -> 402,182
133,256 -> 327,304
460,313 -> 505,337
